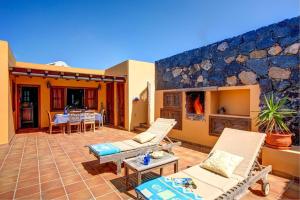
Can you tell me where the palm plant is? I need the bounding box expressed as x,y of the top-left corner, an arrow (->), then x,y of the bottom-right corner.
257,93 -> 296,134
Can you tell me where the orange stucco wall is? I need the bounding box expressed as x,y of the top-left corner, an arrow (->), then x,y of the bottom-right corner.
155,85 -> 260,147
0,41 -> 16,144
105,60 -> 155,131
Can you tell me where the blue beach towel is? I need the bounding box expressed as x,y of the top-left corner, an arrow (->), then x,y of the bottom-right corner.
89,143 -> 121,156
136,177 -> 202,200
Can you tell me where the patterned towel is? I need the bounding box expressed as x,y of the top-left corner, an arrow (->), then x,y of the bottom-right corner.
136,177 -> 202,200
89,143 -> 121,156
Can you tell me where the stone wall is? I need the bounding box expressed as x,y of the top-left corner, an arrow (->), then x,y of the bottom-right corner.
156,16 -> 300,145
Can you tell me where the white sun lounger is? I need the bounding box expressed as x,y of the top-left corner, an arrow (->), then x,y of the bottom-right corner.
88,118 -> 180,174
136,128 -> 272,200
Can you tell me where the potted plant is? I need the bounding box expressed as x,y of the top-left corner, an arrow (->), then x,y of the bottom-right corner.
257,94 -> 296,149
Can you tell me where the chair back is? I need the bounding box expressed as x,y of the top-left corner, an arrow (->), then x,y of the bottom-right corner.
84,111 -> 95,123
47,111 -> 52,123
144,118 -> 177,144
69,111 -> 82,123
210,128 -> 266,178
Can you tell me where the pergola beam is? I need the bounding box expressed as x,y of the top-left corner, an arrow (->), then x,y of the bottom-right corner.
9,67 -> 125,82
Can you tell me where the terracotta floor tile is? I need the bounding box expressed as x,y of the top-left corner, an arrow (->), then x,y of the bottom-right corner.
85,176 -> 106,188
41,187 -> 66,200
50,195 -> 68,200
39,168 -> 59,177
65,181 -> 87,194
40,172 -> 60,183
0,182 -> 16,194
282,188 -> 300,199
59,168 -> 78,177
16,192 -> 41,200
68,189 -> 93,200
17,177 -> 39,189
96,192 -> 121,200
19,171 -> 39,181
61,174 -> 82,186
0,174 -> 18,184
0,191 -> 14,199
15,184 -> 40,199
41,179 -> 63,192
0,128 -> 297,200
90,183 -> 113,197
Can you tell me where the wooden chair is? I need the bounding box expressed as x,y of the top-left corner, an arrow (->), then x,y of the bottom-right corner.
47,111 -> 65,134
68,111 -> 82,134
82,111 -> 96,133
99,109 -> 105,128
47,111 -> 55,134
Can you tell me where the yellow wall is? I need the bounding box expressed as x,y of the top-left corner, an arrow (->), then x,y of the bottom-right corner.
12,76 -> 106,129
155,85 -> 260,147
0,41 -> 16,144
105,60 -> 155,131
127,60 -> 155,130
262,146 -> 300,178
217,89 -> 250,116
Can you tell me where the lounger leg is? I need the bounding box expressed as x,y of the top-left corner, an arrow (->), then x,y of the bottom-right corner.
160,168 -> 163,176
174,160 -> 178,173
116,160 -> 122,175
261,174 -> 270,196
137,172 -> 142,186
125,164 -> 129,190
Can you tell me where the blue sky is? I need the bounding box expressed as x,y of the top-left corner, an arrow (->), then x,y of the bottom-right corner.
0,0 -> 299,69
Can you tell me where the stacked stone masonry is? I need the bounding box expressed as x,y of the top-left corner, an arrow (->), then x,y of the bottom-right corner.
156,16 -> 300,144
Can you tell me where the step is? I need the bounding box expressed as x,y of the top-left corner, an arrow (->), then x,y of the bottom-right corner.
133,126 -> 148,133
139,123 -> 149,129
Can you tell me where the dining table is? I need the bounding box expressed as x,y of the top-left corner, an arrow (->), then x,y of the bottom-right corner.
53,112 -> 103,127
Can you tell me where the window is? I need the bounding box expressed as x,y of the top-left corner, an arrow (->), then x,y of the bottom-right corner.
67,89 -> 84,108
50,87 -> 98,111
50,88 -> 65,111
85,88 -> 98,109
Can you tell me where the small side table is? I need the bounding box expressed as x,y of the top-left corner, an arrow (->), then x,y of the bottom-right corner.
124,152 -> 179,188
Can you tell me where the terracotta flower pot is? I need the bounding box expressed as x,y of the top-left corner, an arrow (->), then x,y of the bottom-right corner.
265,132 -> 292,150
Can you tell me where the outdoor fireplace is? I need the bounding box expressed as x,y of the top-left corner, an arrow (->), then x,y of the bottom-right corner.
186,91 -> 205,120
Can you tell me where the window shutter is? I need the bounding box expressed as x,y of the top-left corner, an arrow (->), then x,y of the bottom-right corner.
85,89 -> 98,109
50,88 -> 65,111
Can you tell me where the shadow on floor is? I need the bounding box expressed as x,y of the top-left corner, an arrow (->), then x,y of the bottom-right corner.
110,171 -> 160,199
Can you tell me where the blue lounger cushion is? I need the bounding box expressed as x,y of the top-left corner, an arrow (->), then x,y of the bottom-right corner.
89,143 -> 121,156
135,177 -> 202,200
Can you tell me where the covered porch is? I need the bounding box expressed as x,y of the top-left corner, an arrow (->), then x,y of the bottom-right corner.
9,62 -> 126,133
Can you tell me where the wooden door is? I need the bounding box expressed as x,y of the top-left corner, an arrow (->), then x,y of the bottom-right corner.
17,85 -> 40,130
117,83 -> 125,127
106,82 -> 115,125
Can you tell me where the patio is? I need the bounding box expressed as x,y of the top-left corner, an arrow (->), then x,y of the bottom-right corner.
0,128 -> 299,200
